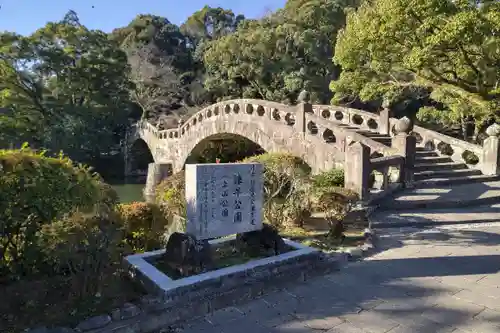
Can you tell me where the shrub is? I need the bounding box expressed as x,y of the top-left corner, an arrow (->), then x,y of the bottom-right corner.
312,168 -> 344,188
37,212 -> 125,299
312,187 -> 358,238
242,153 -> 312,228
0,146 -> 113,280
156,171 -> 186,217
117,202 -> 170,252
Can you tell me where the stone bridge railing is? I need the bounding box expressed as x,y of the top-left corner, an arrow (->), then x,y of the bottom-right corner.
312,104 -> 500,174
132,98 -> 499,202
135,99 -> 398,159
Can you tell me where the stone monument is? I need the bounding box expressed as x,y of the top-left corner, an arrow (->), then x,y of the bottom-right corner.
185,163 -> 264,240
162,162 -> 280,277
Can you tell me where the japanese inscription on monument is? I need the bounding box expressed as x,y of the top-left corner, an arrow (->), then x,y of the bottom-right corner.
185,163 -> 263,240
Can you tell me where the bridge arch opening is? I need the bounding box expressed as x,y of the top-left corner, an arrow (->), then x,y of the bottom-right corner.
127,138 -> 154,176
184,133 -> 266,166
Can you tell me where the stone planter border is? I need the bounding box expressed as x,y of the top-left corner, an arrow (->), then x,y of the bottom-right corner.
28,238 -> 344,333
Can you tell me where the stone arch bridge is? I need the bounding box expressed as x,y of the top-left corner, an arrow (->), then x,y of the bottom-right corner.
126,98 -> 500,202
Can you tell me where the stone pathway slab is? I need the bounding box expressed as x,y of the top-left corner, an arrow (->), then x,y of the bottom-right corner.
174,223 -> 500,333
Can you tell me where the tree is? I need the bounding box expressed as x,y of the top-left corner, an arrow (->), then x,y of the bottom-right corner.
0,11 -> 134,168
112,15 -> 203,124
181,6 -> 245,57
203,0 -> 354,104
127,44 -> 184,123
332,0 -> 500,139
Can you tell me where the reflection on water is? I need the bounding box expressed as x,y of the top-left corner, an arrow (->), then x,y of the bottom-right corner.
111,183 -> 145,203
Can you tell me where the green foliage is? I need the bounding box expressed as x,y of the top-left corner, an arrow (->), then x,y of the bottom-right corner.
312,186 -> 358,238
243,153 -> 313,228
311,168 -> 344,188
37,212 -> 125,299
0,11 -> 132,170
156,171 -> 187,217
180,6 -> 245,46
0,147 -> 113,280
203,0 -> 354,103
332,0 -> 500,136
117,202 -> 170,252
187,136 -> 265,164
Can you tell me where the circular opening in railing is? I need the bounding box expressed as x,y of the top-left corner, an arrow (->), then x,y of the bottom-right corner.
462,150 -> 479,165
214,106 -> 220,116
322,129 -> 336,143
198,114 -> 203,123
321,109 -> 331,119
390,125 -> 397,136
185,124 -> 190,132
169,132 -> 173,139
224,104 -> 231,114
368,171 -> 377,188
388,166 -> 401,183
437,142 -> 454,156
307,121 -> 318,135
233,104 -> 240,113
285,113 -> 295,126
246,104 -> 254,114
206,109 -> 212,118
367,118 -> 378,130
257,105 -> 265,117
192,118 -> 197,126
411,131 -> 423,144
334,111 -> 344,121
181,128 -> 185,135
352,114 -> 364,126
174,132 -> 179,138
272,109 -> 281,121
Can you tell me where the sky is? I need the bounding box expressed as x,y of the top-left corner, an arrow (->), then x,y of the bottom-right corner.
0,0 -> 287,35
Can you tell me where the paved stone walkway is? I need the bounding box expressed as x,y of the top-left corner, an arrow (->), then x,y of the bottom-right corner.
371,203 -> 500,228
177,222 -> 500,333
391,181 -> 500,205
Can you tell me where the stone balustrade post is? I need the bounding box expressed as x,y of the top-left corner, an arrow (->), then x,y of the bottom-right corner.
379,108 -> 390,135
294,90 -> 313,134
344,141 -> 370,200
481,123 -> 500,175
143,163 -> 173,203
391,117 -> 416,185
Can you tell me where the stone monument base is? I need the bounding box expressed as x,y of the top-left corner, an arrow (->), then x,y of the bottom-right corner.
124,236 -> 344,328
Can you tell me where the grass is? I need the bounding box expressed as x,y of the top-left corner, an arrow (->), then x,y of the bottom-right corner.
0,266 -> 145,333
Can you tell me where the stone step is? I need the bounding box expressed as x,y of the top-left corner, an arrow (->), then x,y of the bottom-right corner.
374,180 -> 500,212
370,137 -> 393,145
370,203 -> 500,229
414,168 -> 482,181
415,150 -> 440,157
413,161 -> 468,172
414,155 -> 453,164
413,174 -> 500,188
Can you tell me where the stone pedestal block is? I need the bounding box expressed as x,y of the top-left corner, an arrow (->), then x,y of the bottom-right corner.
143,163 -> 173,202
379,108 -> 390,135
392,134 -> 417,184
482,124 -> 500,175
344,142 -> 370,200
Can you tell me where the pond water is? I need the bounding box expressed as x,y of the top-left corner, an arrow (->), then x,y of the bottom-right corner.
111,183 -> 145,203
